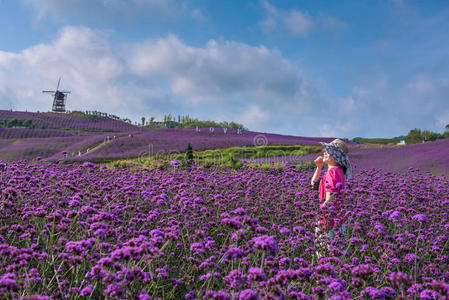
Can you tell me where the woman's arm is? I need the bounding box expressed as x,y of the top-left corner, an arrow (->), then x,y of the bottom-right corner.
311,156 -> 324,186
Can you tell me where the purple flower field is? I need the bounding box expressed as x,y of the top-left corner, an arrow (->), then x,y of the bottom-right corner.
0,125 -> 338,162
0,128 -> 76,139
0,110 -> 141,132
75,128 -> 339,161
1,161 -> 448,299
246,138 -> 449,176
0,136 -> 88,162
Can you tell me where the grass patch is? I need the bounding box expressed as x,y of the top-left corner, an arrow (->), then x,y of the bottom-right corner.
108,144 -> 320,171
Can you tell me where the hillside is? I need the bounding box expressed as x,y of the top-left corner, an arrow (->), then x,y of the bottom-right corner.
0,111 -> 347,162
0,110 -> 141,132
246,138 -> 449,176
1,110 -> 448,176
65,128 -> 341,161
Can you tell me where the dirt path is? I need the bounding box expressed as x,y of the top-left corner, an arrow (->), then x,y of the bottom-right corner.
83,132 -> 143,155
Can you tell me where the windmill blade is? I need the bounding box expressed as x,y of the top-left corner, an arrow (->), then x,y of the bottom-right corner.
60,91 -> 71,93
56,77 -> 61,91
42,90 -> 56,93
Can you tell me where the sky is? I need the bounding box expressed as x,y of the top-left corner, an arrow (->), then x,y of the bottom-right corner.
0,0 -> 448,138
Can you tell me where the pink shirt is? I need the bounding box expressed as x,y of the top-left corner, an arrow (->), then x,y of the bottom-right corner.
318,166 -> 346,231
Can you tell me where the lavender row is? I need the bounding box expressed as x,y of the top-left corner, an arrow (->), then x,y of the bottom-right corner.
0,110 -> 141,132
0,135 -> 88,162
0,128 -> 75,139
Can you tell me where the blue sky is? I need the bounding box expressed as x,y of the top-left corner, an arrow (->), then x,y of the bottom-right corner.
0,0 -> 448,138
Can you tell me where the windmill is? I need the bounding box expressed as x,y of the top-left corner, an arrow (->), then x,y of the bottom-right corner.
43,77 -> 71,113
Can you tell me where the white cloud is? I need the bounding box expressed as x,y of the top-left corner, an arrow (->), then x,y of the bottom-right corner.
318,14 -> 348,31
191,8 -> 207,22
0,26 -> 319,132
317,73 -> 449,138
260,1 -> 346,38
20,0 -> 180,21
0,26 -> 160,115
127,35 -> 315,113
2,25 -> 445,138
436,111 -> 449,130
282,10 -> 314,37
240,105 -> 269,131
260,0 -> 313,37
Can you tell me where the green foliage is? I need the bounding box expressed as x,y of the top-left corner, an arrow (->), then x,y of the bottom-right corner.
186,143 -> 194,161
117,144 -> 320,172
404,128 -> 447,144
405,128 -> 422,144
295,160 -> 316,170
83,110 -> 132,124
221,154 -> 243,169
143,114 -> 246,130
355,125 -> 449,146
0,119 -> 42,129
352,137 -> 402,145
247,162 -> 284,171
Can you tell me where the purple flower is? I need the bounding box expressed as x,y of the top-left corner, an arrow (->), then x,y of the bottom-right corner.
185,290 -> 197,299
380,286 -> 397,299
412,214 -> 428,223
204,290 -> 230,300
388,272 -> 413,288
239,289 -> 259,300
360,286 -> 385,299
21,296 -> 52,300
224,269 -> 248,289
248,267 -> 266,281
138,291 -> 152,300
190,242 -> 205,256
403,253 -> 420,264
327,278 -> 346,292
351,264 -> 374,278
224,246 -> 245,260
419,289 -> 441,299
80,285 -> 94,296
0,273 -> 17,290
293,225 -> 306,234
250,235 -> 278,254
388,211 -> 402,222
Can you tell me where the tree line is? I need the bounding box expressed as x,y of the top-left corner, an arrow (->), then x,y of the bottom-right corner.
141,114 -> 246,130
405,124 -> 449,144
81,111 -> 246,130
82,111 -> 133,124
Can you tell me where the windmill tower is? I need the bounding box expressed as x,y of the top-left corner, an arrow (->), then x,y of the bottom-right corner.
43,77 -> 71,113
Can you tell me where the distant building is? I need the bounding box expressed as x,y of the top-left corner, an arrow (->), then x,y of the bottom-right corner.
397,140 -> 406,145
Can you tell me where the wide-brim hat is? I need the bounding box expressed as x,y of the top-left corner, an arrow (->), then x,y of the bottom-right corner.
319,139 -> 353,181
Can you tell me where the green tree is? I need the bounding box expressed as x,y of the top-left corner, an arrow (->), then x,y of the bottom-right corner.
186,143 -> 194,164
405,128 -> 422,144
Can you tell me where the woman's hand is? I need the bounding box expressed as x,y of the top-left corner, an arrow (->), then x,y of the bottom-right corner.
314,156 -> 324,169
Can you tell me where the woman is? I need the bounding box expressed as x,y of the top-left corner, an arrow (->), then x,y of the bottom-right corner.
311,138 -> 353,257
